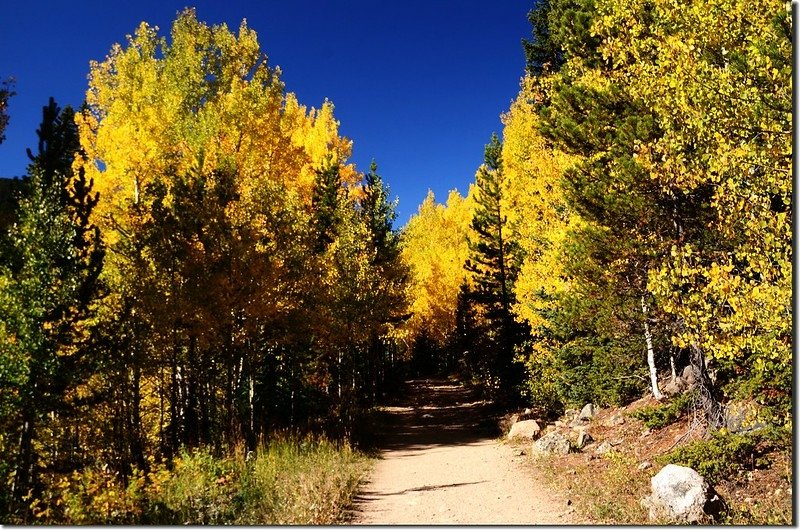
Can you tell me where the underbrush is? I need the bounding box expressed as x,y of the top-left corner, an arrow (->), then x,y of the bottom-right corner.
629,392 -> 694,429
532,401 -> 792,525
663,426 -> 790,483
23,435 -> 370,524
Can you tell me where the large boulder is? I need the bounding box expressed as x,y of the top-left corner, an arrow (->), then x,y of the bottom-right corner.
663,376 -> 686,396
574,428 -> 593,450
532,431 -> 570,455
602,413 -> 625,427
579,403 -> 595,420
507,419 -> 542,441
642,464 -> 709,523
682,365 -> 701,389
724,400 -> 767,433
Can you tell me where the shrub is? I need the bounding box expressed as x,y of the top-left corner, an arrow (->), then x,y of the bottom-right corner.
663,427 -> 790,483
630,391 -> 694,429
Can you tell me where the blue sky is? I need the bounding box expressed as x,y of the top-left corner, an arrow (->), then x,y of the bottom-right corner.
0,1 -> 533,224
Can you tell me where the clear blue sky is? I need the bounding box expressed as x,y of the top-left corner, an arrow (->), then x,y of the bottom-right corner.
0,1 -> 533,224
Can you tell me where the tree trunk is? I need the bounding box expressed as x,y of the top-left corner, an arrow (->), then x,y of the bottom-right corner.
689,342 -> 724,429
641,296 -> 663,400
670,350 -> 678,383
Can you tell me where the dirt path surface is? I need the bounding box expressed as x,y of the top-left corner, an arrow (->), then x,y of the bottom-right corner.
352,378 -> 580,524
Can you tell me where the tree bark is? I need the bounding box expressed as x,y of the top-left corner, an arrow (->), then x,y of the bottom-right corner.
641,296 -> 663,400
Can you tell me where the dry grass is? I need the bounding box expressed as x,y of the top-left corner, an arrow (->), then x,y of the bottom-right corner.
27,435 -> 372,525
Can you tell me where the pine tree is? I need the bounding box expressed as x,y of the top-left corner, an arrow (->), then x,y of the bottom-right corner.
522,0 -> 564,76
0,98 -> 104,514
0,78 -> 13,145
464,133 -> 525,394
357,161 -> 408,400
536,0 -> 724,414
312,161 -> 343,252
359,161 -> 400,264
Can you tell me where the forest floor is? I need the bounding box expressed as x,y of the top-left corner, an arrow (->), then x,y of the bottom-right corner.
350,377 -> 582,524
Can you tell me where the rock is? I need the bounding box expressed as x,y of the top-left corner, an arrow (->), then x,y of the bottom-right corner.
663,377 -> 686,396
724,400 -> 767,433
594,441 -> 612,455
638,461 -> 652,471
532,431 -> 571,455
575,429 -> 593,450
499,413 -> 520,434
569,417 -> 586,429
642,464 -> 710,523
555,420 -> 565,428
507,419 -> 542,441
513,449 -> 526,456
579,403 -> 595,420
682,365 -> 701,389
602,413 -> 625,427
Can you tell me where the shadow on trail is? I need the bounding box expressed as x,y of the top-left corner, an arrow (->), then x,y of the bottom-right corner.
362,377 -> 503,455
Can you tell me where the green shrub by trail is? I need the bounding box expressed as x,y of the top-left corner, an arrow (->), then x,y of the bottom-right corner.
663,427 -> 790,483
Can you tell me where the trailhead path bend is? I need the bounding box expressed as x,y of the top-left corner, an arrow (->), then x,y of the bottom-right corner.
351,377 -> 583,525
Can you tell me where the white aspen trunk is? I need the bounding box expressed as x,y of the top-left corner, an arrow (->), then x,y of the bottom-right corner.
248,375 -> 254,434
670,351 -> 677,382
642,296 -> 663,400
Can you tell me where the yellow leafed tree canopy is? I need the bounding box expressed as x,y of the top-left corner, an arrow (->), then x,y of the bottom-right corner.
76,9 -> 358,244
400,188 -> 475,349
500,74 -> 579,330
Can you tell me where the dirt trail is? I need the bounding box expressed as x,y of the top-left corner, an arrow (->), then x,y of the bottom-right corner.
352,378 -> 581,524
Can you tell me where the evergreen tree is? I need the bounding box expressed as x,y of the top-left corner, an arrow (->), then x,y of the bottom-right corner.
464,134 -> 525,394
0,98 -> 104,515
0,78 -> 14,145
522,0 -> 564,76
312,161 -> 343,252
359,160 -> 398,264
356,161 -> 408,400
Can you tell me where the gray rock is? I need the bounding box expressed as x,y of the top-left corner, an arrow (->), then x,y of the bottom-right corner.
602,413 -> 625,427
499,412 -> 520,434
507,419 -> 542,441
579,403 -> 595,420
663,377 -> 686,396
724,401 -> 767,433
642,464 -> 709,523
638,461 -> 652,471
682,365 -> 701,389
569,419 -> 585,429
575,429 -> 593,450
594,441 -> 612,455
532,431 -> 571,455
